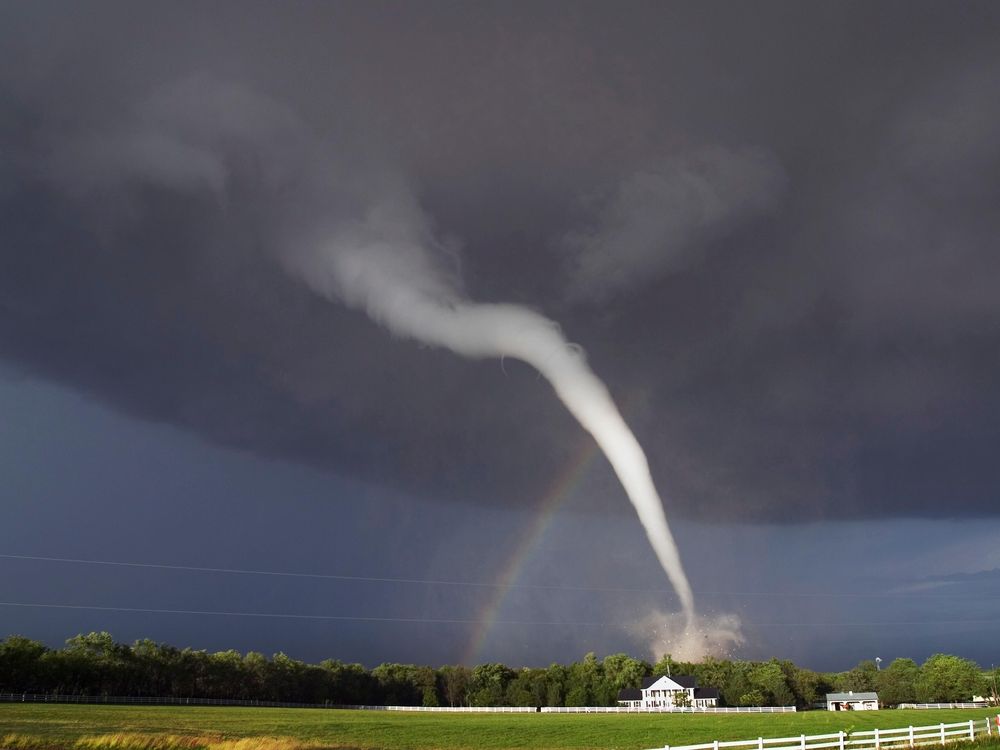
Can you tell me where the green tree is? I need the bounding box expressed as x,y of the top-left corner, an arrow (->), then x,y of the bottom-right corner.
720,661 -> 754,707
653,653 -> 694,678
372,663 -> 423,705
749,660 -> 794,706
545,663 -> 568,707
0,635 -> 47,693
916,654 -> 986,702
412,665 -> 439,707
784,662 -> 822,707
320,659 -> 375,705
437,664 -> 471,707
876,658 -> 919,706
566,652 -> 604,706
693,657 -> 731,700
468,663 -> 515,706
838,660 -> 878,693
602,653 -> 650,701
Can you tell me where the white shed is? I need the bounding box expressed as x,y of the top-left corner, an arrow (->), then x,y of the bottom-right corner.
827,691 -> 879,710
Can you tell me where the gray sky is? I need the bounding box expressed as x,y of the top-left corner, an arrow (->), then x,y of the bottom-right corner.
1,0 -> 999,671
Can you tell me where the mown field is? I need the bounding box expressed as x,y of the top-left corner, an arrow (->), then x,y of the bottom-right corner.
2,705 -> 999,750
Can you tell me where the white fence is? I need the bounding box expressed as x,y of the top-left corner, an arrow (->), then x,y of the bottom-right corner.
343,705 -> 795,714
651,717 -> 1000,750
898,704 -> 990,710
382,705 -> 537,713
543,706 -> 795,714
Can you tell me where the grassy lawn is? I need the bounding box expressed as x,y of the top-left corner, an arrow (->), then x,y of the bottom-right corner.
1,704 -> 998,750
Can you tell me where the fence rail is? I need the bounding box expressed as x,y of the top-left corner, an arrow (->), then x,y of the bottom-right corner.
898,704 -> 990,710
652,716 -> 1000,750
543,706 -> 796,714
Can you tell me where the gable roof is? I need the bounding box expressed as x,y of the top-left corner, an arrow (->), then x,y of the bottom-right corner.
827,692 -> 878,702
642,674 -> 699,690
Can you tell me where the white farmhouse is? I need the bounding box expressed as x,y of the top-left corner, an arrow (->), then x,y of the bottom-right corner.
617,675 -> 720,709
826,691 -> 879,710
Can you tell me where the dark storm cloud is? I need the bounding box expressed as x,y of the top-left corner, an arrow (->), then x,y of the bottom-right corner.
1,1 -> 999,522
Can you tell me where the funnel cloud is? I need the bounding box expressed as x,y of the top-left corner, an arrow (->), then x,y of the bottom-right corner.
286,198 -> 696,616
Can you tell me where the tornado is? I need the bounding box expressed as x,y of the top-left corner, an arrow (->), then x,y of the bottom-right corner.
287,231 -> 696,623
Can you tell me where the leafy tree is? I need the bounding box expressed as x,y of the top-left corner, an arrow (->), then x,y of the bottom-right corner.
838,659 -> 878,693
784,662 -> 822,707
437,664 -> 471,707
566,652 -> 605,706
544,663 -> 568,707
564,683 -> 590,706
0,635 -> 47,693
876,658 -> 919,706
602,653 -> 649,699
653,653 -> 694,678
916,654 -> 986,703
131,639 -> 180,698
720,661 -> 754,707
411,665 -> 439,707
468,663 -> 515,706
693,657 -> 731,701
372,662 -> 423,705
321,659 -> 376,705
748,660 -> 794,706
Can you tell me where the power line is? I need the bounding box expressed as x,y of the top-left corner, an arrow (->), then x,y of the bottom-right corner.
0,553 -> 644,593
1,601 -> 999,629
0,601 -> 600,626
1,553 -> 990,599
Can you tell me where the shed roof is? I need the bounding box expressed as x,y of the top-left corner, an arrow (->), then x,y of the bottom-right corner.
827,692 -> 879,702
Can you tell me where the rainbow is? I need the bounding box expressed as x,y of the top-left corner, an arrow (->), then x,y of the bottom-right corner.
461,436 -> 602,664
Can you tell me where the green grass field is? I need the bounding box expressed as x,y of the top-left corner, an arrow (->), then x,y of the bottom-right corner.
2,704 -> 998,750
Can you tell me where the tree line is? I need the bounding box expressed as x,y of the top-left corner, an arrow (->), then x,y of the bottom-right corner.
0,632 -> 993,708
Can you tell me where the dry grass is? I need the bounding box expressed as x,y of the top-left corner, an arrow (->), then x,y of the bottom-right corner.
74,734 -> 216,750
203,738 -> 325,750
2,734 -> 63,750
0,734 -> 329,750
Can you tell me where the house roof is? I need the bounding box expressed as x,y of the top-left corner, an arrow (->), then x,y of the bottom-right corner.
694,687 -> 720,699
827,692 -> 878,702
642,674 -> 699,689
617,688 -> 642,700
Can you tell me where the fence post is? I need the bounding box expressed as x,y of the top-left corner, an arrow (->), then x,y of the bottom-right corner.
940,723 -> 945,746
839,730 -> 845,750
801,734 -> 806,750
759,737 -> 764,750
714,740 -> 720,750
874,728 -> 879,750
969,720 -> 975,741
909,726 -> 914,747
